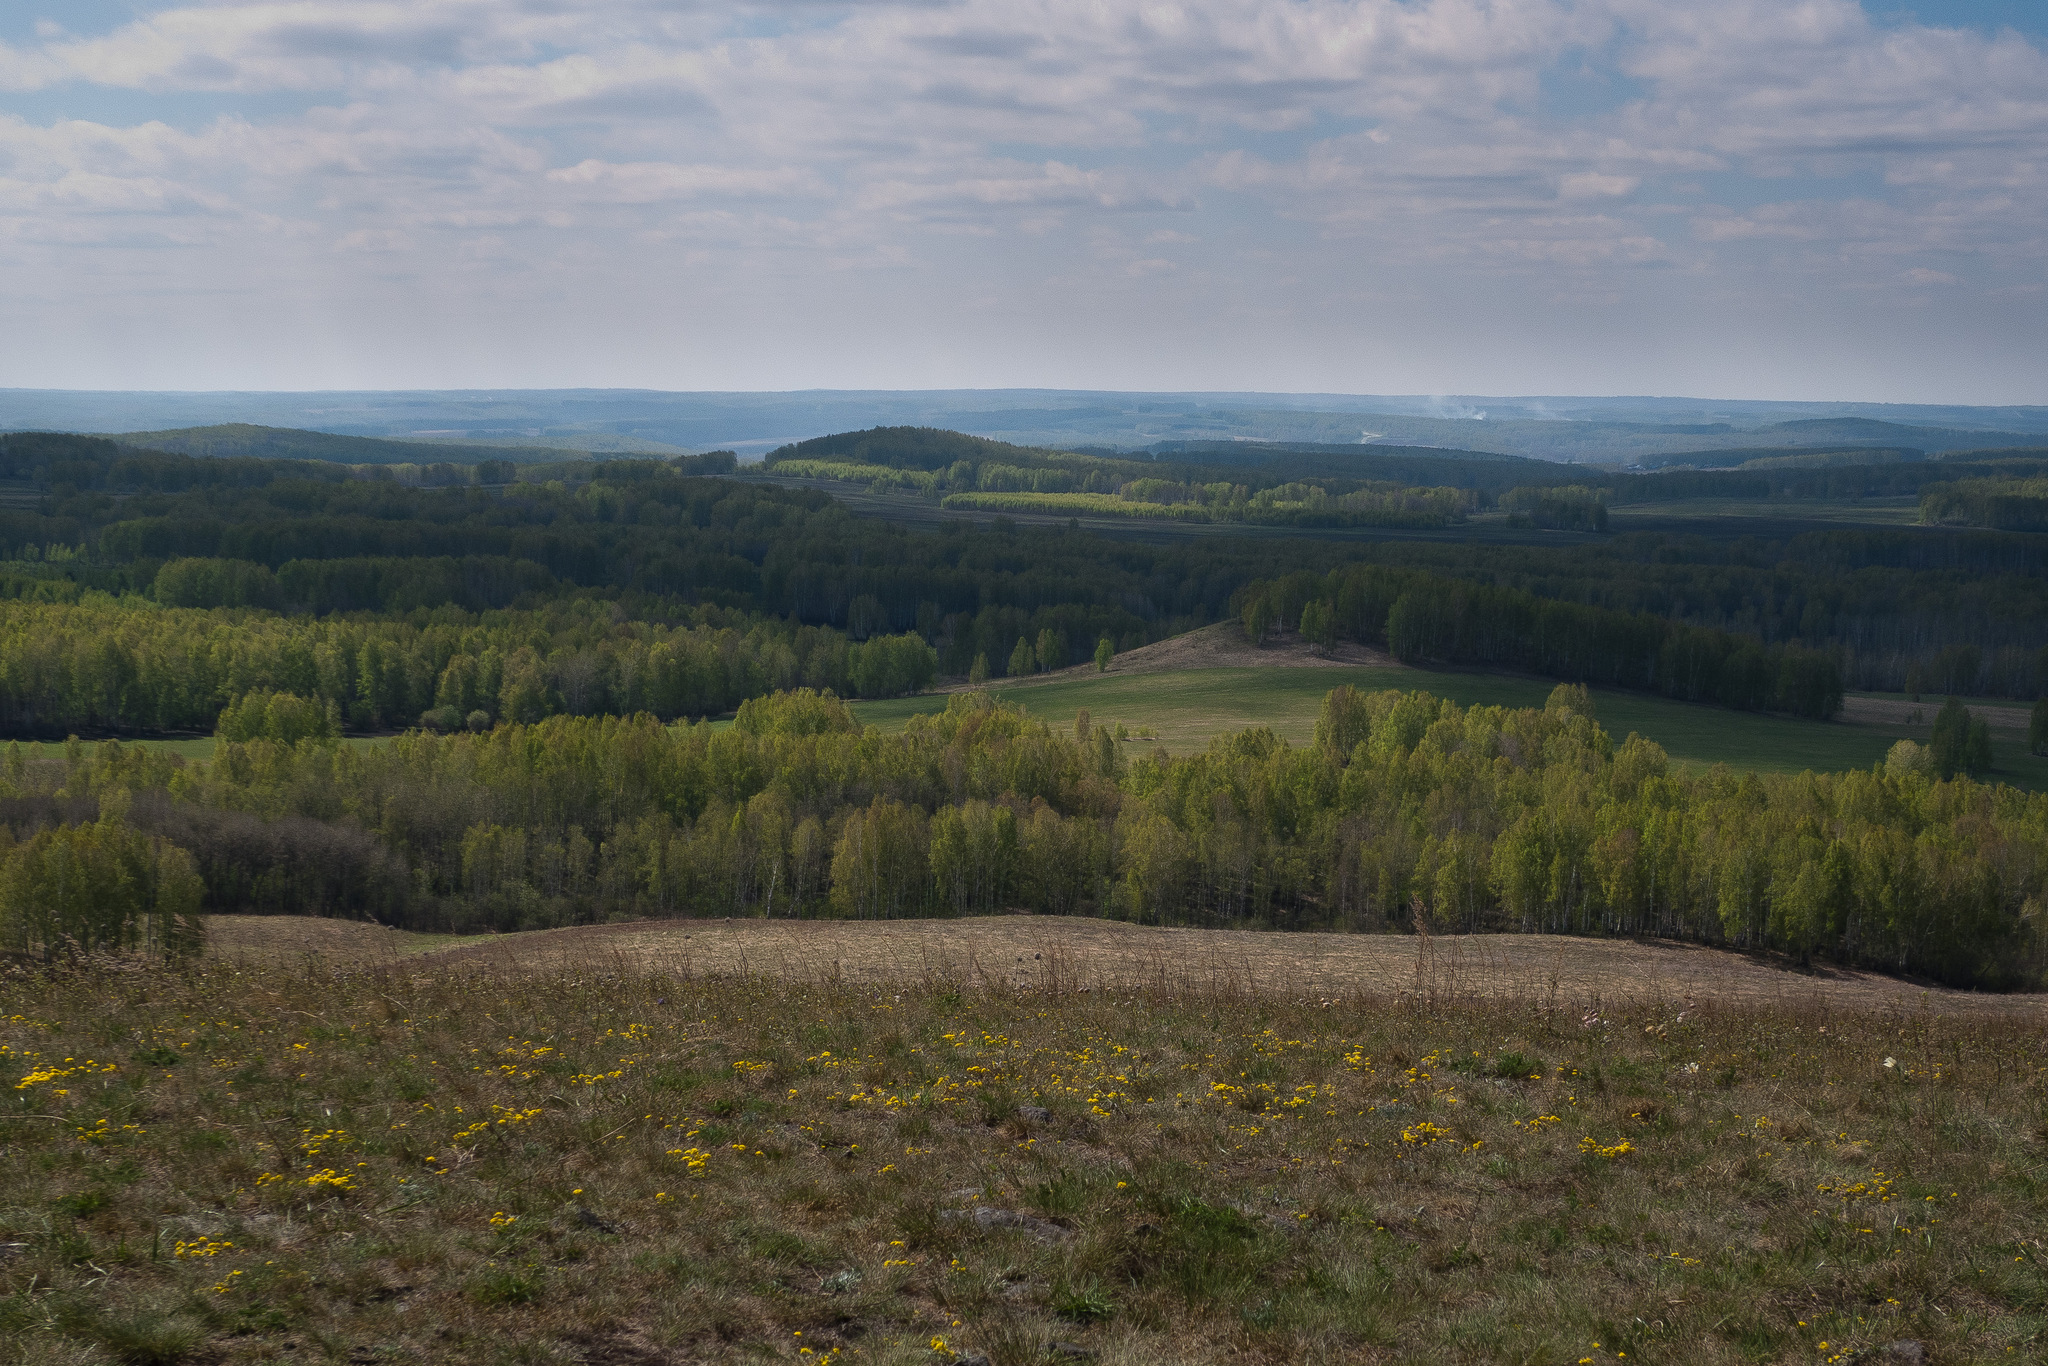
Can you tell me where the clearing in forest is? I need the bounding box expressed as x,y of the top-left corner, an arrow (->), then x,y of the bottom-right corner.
849,624 -> 2048,786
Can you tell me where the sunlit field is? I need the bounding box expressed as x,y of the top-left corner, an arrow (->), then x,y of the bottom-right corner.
849,667 -> 2048,789
3,952 -> 2042,1365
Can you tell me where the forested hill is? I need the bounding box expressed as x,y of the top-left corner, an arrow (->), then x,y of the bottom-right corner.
3,429 -> 2048,738
765,424 -> 1549,491
107,423 -> 590,466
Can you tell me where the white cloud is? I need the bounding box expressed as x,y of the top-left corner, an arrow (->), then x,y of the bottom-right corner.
0,0 -> 2040,397
1559,172 -> 1638,198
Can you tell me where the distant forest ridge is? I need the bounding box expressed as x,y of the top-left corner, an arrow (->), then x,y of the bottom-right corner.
109,423 -> 593,467
3,388 -> 2045,462
763,425 -> 2048,505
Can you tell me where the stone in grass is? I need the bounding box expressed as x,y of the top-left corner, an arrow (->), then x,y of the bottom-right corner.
1048,1343 -> 1098,1360
1875,1345 -> 1926,1365
573,1206 -> 620,1234
1017,1105 -> 1053,1124
937,1207 -> 1071,1242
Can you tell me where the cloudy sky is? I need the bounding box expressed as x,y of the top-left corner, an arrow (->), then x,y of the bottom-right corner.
2,1 -> 2043,401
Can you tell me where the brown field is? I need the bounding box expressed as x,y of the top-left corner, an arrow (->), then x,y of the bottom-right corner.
203,913 -> 2044,1018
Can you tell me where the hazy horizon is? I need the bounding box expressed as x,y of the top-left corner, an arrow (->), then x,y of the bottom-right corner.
8,385 -> 2045,464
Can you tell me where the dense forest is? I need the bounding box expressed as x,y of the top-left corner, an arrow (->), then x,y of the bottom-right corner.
8,428 -> 2048,739
4,423 -> 2048,989
3,686 -> 2041,989
766,428 -> 2048,698
1235,565 -> 1843,719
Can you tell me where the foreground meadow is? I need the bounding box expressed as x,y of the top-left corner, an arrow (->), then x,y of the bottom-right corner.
2,954 -> 2043,1366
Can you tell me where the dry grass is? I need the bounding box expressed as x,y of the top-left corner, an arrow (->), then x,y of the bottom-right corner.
4,937 -> 2039,1364
206,915 -> 2047,1020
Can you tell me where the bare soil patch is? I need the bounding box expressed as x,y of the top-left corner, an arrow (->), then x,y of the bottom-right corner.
201,916 -> 488,968
209,913 -> 2045,1017
203,915 -> 409,967
1099,622 -> 1397,674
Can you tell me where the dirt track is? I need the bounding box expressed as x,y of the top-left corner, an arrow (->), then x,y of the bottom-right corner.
203,914 -> 2042,1017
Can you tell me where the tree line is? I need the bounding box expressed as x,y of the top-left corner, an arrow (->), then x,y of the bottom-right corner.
2,686 -> 2040,989
0,598 -> 935,735
1920,477 -> 2048,532
1237,564 -> 1844,719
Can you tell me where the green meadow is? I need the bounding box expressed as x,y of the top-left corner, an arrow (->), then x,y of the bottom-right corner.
851,666 -> 2048,790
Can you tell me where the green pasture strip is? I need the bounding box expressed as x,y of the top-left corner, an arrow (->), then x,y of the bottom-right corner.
395,930 -> 498,956
1608,497 -> 1921,525
851,666 -> 2048,789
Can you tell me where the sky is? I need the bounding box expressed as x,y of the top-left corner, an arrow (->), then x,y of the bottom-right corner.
1,1 -> 2044,403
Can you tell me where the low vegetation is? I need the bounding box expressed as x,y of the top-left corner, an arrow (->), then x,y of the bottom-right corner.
1,955 -> 2041,1365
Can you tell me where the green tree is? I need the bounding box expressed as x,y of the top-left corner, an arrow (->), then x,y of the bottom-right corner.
214,690 -> 341,745
1928,697 -> 1991,778
969,653 -> 990,686
1299,599 -> 1335,653
1035,628 -> 1066,673
928,799 -> 1017,916
0,813 -> 204,961
1094,636 -> 1114,673
829,798 -> 928,919
1008,637 -> 1034,678
1242,593 -> 1274,643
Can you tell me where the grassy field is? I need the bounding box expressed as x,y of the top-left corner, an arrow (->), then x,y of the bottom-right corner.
2,947 -> 2041,1366
1606,497 -> 1922,527
850,667 -> 2048,789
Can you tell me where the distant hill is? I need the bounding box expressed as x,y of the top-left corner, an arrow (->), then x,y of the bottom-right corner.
108,424 -> 585,466
1147,438 -> 1528,463
1737,448 -> 1923,471
1753,417 -> 2041,451
764,425 -> 1563,494
1633,445 -> 1924,471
